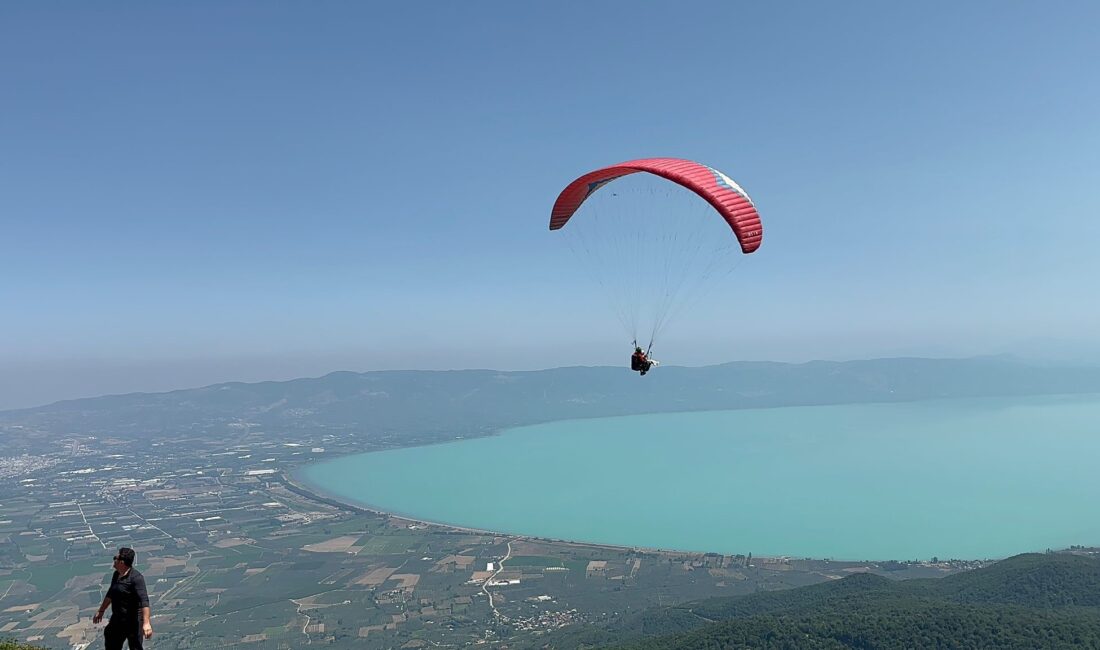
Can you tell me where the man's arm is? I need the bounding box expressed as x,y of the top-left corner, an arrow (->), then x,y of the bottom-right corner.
92,596 -> 111,623
135,573 -> 153,638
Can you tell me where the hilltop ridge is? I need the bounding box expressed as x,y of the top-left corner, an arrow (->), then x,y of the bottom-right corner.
528,552 -> 1100,649
4,356 -> 1100,451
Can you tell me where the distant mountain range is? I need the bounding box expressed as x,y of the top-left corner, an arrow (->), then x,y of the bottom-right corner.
530,552 -> 1100,649
4,356 -> 1100,444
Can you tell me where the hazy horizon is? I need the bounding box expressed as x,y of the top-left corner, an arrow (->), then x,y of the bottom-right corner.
6,343 -> 1100,412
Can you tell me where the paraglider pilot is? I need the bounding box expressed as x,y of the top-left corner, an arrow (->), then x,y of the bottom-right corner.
631,346 -> 659,376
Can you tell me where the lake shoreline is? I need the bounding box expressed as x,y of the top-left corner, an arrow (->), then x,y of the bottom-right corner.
290,395 -> 1100,562
286,467 -> 837,562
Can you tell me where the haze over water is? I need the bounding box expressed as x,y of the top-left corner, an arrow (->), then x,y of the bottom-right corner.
299,394 -> 1100,560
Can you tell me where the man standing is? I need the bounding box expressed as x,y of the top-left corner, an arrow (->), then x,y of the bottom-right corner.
93,547 -> 153,649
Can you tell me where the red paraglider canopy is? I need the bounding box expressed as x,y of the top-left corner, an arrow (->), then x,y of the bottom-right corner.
549,158 -> 762,254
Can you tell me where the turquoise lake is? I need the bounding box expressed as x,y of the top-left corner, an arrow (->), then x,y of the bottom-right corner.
297,394 -> 1100,560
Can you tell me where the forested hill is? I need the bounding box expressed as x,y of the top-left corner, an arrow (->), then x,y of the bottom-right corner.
4,356 -> 1100,446
532,552 -> 1100,650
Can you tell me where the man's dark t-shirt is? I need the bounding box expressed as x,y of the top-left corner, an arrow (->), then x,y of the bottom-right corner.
107,568 -> 149,626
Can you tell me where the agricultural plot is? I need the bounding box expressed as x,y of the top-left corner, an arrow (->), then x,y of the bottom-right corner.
356,534 -> 421,555
507,556 -> 565,568
26,560 -> 101,601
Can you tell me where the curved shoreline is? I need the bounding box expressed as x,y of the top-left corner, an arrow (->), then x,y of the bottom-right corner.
284,467 -> 1013,565
284,395 -> 1100,563
283,469 -> 516,538
283,468 -> 791,561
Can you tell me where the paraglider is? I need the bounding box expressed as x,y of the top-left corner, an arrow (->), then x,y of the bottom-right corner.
549,158 -> 762,373
550,157 -> 762,252
631,346 -> 658,376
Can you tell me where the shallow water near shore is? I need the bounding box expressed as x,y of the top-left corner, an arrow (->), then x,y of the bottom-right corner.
298,394 -> 1100,560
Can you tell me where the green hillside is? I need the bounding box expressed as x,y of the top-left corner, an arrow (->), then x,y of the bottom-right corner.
530,553 -> 1100,649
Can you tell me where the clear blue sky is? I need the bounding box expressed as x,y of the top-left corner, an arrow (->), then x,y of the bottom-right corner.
3,1 -> 1099,408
